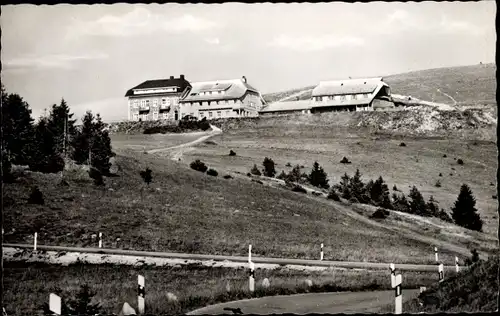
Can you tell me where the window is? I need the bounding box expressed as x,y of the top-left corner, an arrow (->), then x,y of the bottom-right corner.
200,112 -> 205,118
209,111 -> 213,118
134,100 -> 139,107
153,99 -> 158,106
133,113 -> 139,121
217,111 -> 222,117
340,95 -> 346,101
352,94 -> 357,100
145,99 -> 150,107
363,93 -> 369,98
218,91 -> 222,94
226,110 -> 231,116
163,113 -> 168,119
199,102 -> 202,106
208,101 -> 211,106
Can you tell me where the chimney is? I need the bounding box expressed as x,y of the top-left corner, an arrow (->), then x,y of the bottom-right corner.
180,74 -> 185,80
170,76 -> 174,80
241,76 -> 247,83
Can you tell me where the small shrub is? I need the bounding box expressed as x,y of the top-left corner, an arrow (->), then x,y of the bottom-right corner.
393,185 -> 398,191
311,191 -> 322,196
207,168 -> 218,177
439,173 -> 443,177
285,162 -> 292,167
291,185 -> 307,194
442,154 -> 447,158
89,168 -> 104,186
140,168 -> 153,185
340,157 -> 351,164
492,195 -> 497,200
262,157 -> 276,177
371,208 -> 389,219
327,189 -> 340,201
28,186 -> 44,205
464,249 -> 480,266
229,150 -> 236,156
435,180 -> 442,188
190,160 -> 208,173
348,196 -> 359,204
223,175 -> 233,179
276,170 -> 287,180
250,164 -> 261,176
457,159 -> 464,165
246,172 -> 252,177
399,142 -> 406,147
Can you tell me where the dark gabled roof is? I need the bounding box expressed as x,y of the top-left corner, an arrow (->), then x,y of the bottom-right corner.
125,77 -> 191,97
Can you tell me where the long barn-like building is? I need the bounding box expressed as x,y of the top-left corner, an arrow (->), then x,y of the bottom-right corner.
259,77 -> 393,116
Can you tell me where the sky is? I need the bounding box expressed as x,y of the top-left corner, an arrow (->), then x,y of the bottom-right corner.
1,1 -> 496,122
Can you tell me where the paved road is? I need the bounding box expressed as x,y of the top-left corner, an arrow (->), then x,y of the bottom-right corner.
3,243 -> 461,272
187,290 -> 420,315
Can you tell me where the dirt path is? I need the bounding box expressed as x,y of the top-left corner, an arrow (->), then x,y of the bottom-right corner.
147,125 -> 222,160
187,290 -> 421,315
436,88 -> 458,106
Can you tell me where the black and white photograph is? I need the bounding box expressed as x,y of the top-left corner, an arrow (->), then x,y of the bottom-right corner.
1,1 -> 498,315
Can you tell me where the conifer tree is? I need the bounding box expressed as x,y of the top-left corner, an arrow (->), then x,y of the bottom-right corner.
1,88 -> 35,165
339,172 -> 352,199
308,161 -> 330,189
408,186 -> 428,216
29,117 -> 64,173
262,157 -> 276,177
452,184 -> 483,231
48,98 -> 77,157
250,164 -> 261,176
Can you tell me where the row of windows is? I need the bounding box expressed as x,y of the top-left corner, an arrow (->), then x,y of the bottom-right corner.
199,110 -> 232,118
183,99 -> 239,107
131,98 -> 178,107
194,90 -> 225,96
313,94 -> 370,102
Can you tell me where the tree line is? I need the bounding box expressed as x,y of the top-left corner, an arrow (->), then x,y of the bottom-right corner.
1,84 -> 114,181
250,157 -> 484,232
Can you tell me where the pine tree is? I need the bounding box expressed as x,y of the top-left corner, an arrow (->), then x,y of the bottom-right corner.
452,184 -> 483,231
426,196 -> 440,217
91,114 -> 114,174
339,172 -> 352,199
262,157 -> 276,177
140,168 -> 153,185
47,98 -> 77,157
349,169 -> 365,200
408,186 -> 428,216
250,164 -> 261,176
72,111 -> 94,165
393,193 -> 410,213
287,165 -> 302,183
1,88 -> 35,165
29,117 -> 65,173
308,161 -> 330,189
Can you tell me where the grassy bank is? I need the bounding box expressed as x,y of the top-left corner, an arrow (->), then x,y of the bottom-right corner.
3,261 -> 441,315
377,255 -> 499,313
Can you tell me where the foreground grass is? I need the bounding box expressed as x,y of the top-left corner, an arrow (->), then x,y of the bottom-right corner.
3,261 -> 441,315
378,255 -> 499,313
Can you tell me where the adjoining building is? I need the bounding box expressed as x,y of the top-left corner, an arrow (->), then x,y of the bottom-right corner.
258,77 -> 393,116
178,76 -> 266,120
125,75 -> 191,121
310,77 -> 392,113
259,100 -> 312,116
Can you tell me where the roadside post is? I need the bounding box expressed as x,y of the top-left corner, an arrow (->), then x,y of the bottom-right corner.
320,243 -> 324,261
455,256 -> 460,273
434,247 -> 438,263
49,293 -> 61,315
98,232 -> 103,248
395,274 -> 402,314
34,232 -> 37,251
138,275 -> 145,314
248,244 -> 252,263
249,261 -> 255,292
438,263 -> 444,282
389,263 -> 396,287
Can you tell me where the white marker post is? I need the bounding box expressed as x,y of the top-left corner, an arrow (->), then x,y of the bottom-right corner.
320,243 -> 324,261
34,232 -> 37,251
249,261 -> 255,292
438,263 -> 444,282
138,275 -> 145,314
49,293 -> 61,315
248,244 -> 252,263
98,232 -> 102,248
455,256 -> 460,273
434,247 -> 438,263
389,263 -> 396,288
394,274 -> 402,315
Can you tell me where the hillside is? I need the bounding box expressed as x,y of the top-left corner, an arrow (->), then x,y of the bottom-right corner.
262,63 -> 496,107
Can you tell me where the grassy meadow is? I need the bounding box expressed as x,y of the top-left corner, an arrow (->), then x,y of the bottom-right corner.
3,261 -> 442,315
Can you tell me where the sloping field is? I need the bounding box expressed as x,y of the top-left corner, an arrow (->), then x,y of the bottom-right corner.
4,145 -> 495,267
384,63 -> 496,106
262,63 -> 496,107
